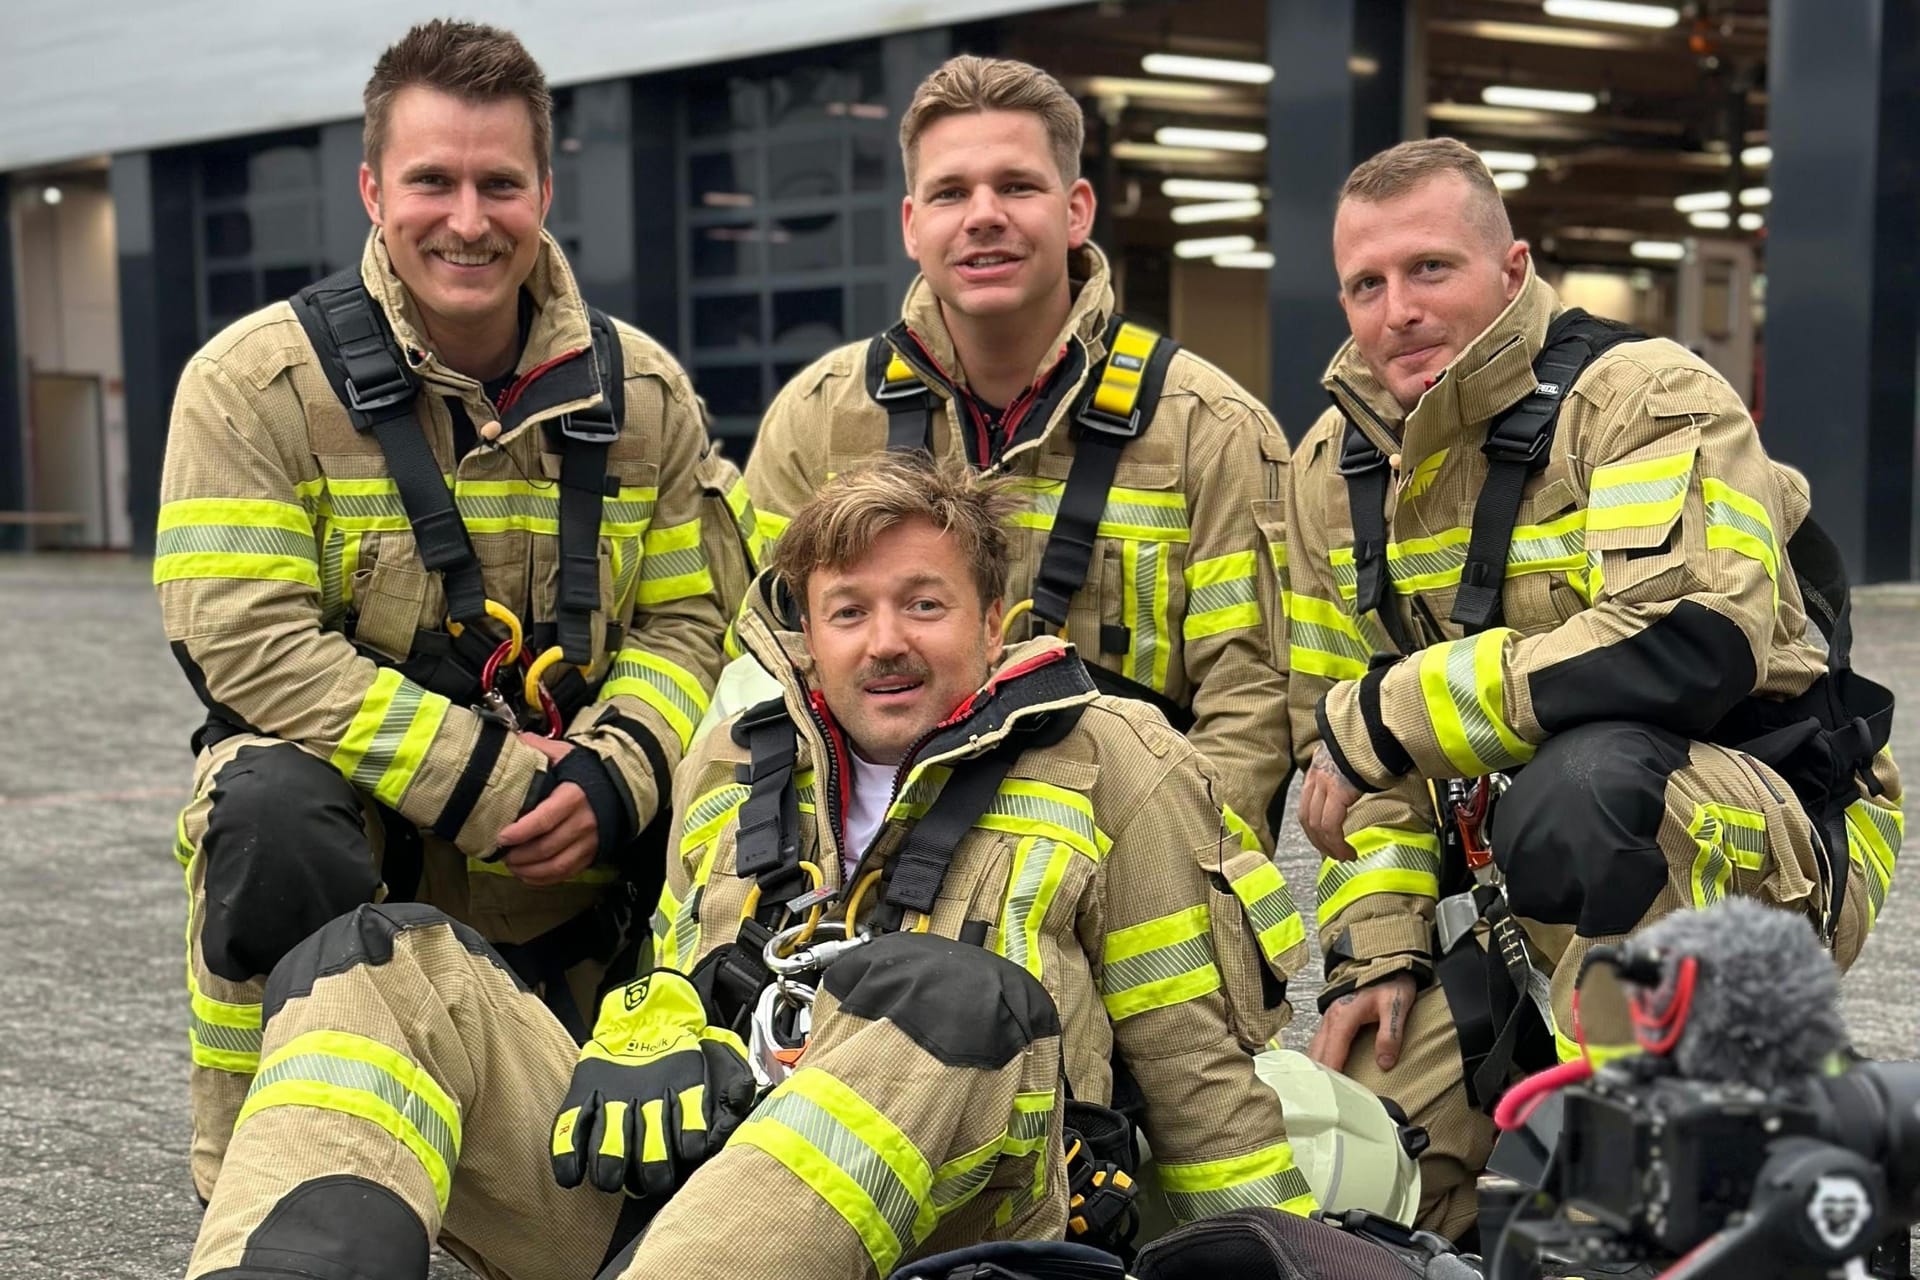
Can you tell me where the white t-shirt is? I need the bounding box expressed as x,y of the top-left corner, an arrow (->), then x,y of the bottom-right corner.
842,752 -> 896,880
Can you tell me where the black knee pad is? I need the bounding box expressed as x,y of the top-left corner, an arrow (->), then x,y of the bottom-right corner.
198,1175 -> 428,1280
1492,721 -> 1690,936
820,931 -> 1061,1069
264,902 -> 525,1023
201,744 -> 381,982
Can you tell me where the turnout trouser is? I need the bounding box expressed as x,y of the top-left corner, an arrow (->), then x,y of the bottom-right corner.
1339,720 -> 1899,1241
178,732 -> 621,1201
189,905 -> 1068,1280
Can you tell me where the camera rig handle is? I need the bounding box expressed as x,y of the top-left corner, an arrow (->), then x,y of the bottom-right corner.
1657,1138 -> 1887,1280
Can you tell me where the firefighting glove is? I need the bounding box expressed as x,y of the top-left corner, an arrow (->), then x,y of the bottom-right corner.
550,969 -> 757,1197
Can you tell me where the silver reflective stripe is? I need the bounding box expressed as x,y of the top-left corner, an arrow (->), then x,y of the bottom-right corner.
249,1051 -> 457,1172
350,683 -> 427,791
1131,543 -> 1160,685
753,1088 -> 920,1258
1163,1167 -> 1314,1221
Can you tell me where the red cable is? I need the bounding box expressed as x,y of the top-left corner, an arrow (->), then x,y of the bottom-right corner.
1493,1057 -> 1594,1131
1631,955 -> 1699,1055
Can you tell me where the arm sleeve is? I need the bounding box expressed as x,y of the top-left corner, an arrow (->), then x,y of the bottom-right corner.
156,355 -> 546,857
1319,363 -> 1785,791
741,375 -> 825,552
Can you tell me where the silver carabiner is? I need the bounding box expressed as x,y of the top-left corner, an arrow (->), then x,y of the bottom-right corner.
764,919 -> 872,977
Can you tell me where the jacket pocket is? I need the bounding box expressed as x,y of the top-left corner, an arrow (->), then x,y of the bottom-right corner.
1193,835 -> 1308,1051
1584,425 -> 1701,603
352,536 -> 430,663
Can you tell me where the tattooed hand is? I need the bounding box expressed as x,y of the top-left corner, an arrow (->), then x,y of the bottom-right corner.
1299,743 -> 1363,861
1307,972 -> 1417,1073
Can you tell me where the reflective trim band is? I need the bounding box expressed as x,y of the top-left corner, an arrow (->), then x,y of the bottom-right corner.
724,476 -> 767,564
1124,540 -> 1173,692
680,782 -> 749,854
973,779 -> 1110,862
1228,858 -> 1307,965
321,477 -> 410,530
1316,827 -> 1441,925
1284,590 -> 1372,682
1101,903 -> 1222,1022
467,856 -> 618,884
929,1088 -> 1055,1218
733,1067 -> 935,1277
1844,798 -> 1902,927
1268,538 -> 1288,586
650,882 -> 677,959
317,525 -> 359,624
1417,628 -> 1534,777
1586,447 -> 1694,534
601,486 -> 658,539
239,1029 -> 462,1211
1158,1141 -> 1314,1222
756,508 -> 792,546
188,974 -> 263,1074
455,479 -> 555,534
1702,478 -> 1780,594
1006,1089 -> 1053,1155
1009,479 -> 1191,544
882,765 -> 949,822
602,648 -> 711,751
174,807 -> 195,867
609,535 -> 642,617
1326,511 -> 1587,601
795,768 -> 821,815
1184,551 -> 1261,641
154,498 -> 320,589
1685,802 -> 1765,908
329,668 -> 450,807
1554,1026 -> 1641,1066
995,836 -> 1076,978
639,519 -> 715,605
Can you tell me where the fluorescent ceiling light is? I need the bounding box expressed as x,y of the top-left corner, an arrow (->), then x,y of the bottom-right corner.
1493,171 -> 1529,192
1080,76 -> 1232,103
1170,199 -> 1263,224
1162,178 -> 1260,200
1630,240 -> 1686,260
1542,0 -> 1681,28
1112,142 -> 1231,164
1741,145 -> 1772,167
1214,250 -> 1275,269
1141,53 -> 1274,85
1154,126 -> 1268,152
1174,234 -> 1256,259
41,185 -> 62,205
1674,190 -> 1733,213
1739,212 -> 1765,231
1739,187 -> 1771,207
1478,150 -> 1539,172
1481,85 -> 1598,113
1687,211 -> 1732,229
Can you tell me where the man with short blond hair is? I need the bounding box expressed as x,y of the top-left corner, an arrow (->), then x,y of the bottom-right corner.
746,54 -> 1294,840
1284,136 -> 1899,1238
184,454 -> 1316,1280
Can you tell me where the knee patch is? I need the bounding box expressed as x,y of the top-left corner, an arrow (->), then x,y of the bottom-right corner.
264,902 -> 525,1023
198,1175 -> 428,1280
820,932 -> 1061,1069
202,745 -> 380,982
1492,722 -> 1689,936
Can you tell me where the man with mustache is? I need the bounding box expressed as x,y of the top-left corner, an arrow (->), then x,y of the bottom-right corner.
183,455 -> 1317,1280
155,19 -> 747,1204
1285,137 -> 1900,1239
744,56 -> 1292,842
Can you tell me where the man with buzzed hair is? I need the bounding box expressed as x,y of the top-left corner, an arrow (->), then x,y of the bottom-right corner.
1283,137 -> 1899,1238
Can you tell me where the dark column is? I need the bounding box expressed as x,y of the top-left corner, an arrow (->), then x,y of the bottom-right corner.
627,76 -> 678,347
1765,0 -> 1920,582
0,183 -> 22,550
113,149 -> 199,556
1265,0 -> 1408,441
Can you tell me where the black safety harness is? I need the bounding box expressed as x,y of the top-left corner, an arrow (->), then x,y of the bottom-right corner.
867,316 -> 1193,731
290,270 -> 655,1041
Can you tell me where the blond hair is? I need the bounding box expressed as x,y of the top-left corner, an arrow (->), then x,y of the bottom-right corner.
364,20 -> 553,182
1339,137 -> 1513,249
899,55 -> 1084,188
770,453 -> 1019,613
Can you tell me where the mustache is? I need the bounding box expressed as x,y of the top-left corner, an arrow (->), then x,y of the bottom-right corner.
858,658 -> 931,685
420,235 -> 515,257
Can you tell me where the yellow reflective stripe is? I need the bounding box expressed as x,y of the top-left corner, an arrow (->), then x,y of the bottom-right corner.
1586,447 -> 1694,533
1702,477 -> 1779,597
174,808 -> 195,867
329,668 -> 450,807
1555,1026 -> 1641,1067
239,1029 -> 462,1211
1101,904 -> 1221,1022
187,972 -> 263,1073
724,477 -> 767,564
1315,827 -> 1442,925
1184,550 -> 1261,640
639,518 -> 715,604
316,524 -> 360,623
1229,859 -> 1307,964
1158,1141 -> 1315,1222
756,508 -> 792,547
1844,798 -> 1902,927
1090,322 -> 1160,419
1123,539 -> 1173,691
1284,590 -> 1372,681
1008,479 -> 1191,544
733,1067 -> 936,1276
601,648 -> 711,751
1417,629 -> 1533,777
154,497 -> 321,588
930,1089 -> 1055,1217
320,476 -> 409,529
602,486 -> 658,539
995,836 -> 1076,978
1005,1089 -> 1053,1156
1325,512 -> 1586,600
467,857 -> 618,884
971,778 -> 1110,861
681,782 -> 749,854
455,478 -> 555,534
652,881 -> 681,960
1685,802 -> 1764,908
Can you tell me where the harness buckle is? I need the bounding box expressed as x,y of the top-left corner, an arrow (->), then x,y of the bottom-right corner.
558,407 -> 619,446
1482,402 -> 1556,466
872,372 -> 933,403
342,367 -> 415,415
1076,402 -> 1145,440
1436,891 -> 1482,955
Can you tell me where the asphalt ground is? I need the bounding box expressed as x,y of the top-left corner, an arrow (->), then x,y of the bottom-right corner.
3,554 -> 1916,1278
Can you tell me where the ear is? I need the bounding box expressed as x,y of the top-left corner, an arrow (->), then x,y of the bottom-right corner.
1065,177 -> 1096,250
983,595 -> 1006,666
1502,239 -> 1531,301
540,168 -> 554,223
358,162 -> 382,225
901,193 -> 921,265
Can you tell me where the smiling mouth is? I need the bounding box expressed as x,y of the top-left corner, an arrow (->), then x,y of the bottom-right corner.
431,249 -> 504,268
1392,343 -> 1442,364
865,679 -> 925,698
957,252 -> 1021,269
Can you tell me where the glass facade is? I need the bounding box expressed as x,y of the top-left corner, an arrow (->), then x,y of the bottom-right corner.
191,130 -> 331,339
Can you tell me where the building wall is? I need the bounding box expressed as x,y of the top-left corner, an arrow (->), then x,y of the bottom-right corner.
1171,260 -> 1271,406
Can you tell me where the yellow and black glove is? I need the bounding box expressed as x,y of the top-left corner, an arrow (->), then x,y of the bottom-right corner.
550,970 -> 757,1196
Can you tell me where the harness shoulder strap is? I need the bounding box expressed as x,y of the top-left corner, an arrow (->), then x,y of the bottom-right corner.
1030,317 -> 1178,629
290,270 -> 488,625
1334,414 -> 1412,657
867,326 -> 940,454
1453,308 -> 1645,632
545,310 -> 622,663
730,697 -> 804,901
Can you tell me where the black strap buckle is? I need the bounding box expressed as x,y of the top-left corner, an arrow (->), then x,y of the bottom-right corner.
558,408 -> 618,446
342,367 -> 414,415
1483,400 -> 1557,467
1076,402 -> 1145,440
873,374 -> 932,403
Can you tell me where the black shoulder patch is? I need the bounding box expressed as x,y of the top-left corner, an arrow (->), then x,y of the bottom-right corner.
263,902 -> 524,1023
202,1175 -> 429,1280
821,931 -> 1061,1069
